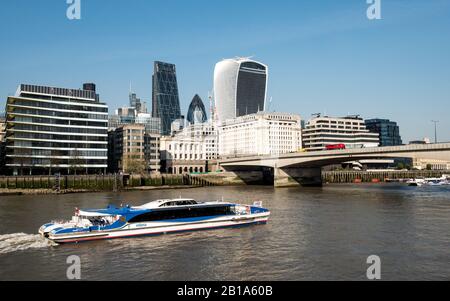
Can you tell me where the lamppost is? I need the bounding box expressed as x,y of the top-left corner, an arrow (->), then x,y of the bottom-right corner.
431,120 -> 439,144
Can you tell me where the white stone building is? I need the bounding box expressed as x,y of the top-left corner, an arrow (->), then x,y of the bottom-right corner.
218,112 -> 302,157
160,122 -> 218,174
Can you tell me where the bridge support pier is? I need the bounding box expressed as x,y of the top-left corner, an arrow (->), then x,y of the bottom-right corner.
274,167 -> 323,188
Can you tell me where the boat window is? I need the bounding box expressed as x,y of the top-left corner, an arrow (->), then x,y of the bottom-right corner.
159,200 -> 196,207
176,201 -> 191,206
129,205 -> 233,223
88,216 -> 112,226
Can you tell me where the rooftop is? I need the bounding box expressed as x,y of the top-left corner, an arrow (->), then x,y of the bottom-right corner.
17,84 -> 100,102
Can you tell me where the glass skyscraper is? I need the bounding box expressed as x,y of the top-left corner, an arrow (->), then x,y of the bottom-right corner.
152,61 -> 181,135
365,119 -> 403,146
186,94 -> 207,125
214,57 -> 268,123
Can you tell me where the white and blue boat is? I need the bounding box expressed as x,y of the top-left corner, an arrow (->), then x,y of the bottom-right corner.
39,199 -> 270,244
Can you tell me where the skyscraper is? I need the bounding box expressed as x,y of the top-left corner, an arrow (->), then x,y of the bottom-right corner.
186,94 -> 208,125
129,92 -> 147,114
214,57 -> 268,123
152,61 -> 181,135
365,119 -> 403,146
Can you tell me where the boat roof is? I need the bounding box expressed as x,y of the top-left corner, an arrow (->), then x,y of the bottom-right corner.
132,198 -> 197,209
79,206 -> 130,217
78,199 -> 233,217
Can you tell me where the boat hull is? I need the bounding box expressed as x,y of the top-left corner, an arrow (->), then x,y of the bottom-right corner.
46,214 -> 270,244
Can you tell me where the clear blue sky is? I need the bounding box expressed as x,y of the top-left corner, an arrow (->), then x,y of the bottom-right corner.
0,0 -> 449,143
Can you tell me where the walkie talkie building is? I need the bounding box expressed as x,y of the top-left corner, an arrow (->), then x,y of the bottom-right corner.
152,61 -> 181,135
214,57 -> 268,123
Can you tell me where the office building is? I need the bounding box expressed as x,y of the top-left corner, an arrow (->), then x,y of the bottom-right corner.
219,112 -> 302,157
412,158 -> 450,170
109,110 -> 161,134
302,115 -> 380,151
108,123 -> 160,174
365,119 -> 402,146
160,122 -> 218,174
186,94 -> 207,125
171,116 -> 186,134
214,57 -> 268,123
129,91 -> 147,114
3,84 -> 108,175
152,61 -> 181,135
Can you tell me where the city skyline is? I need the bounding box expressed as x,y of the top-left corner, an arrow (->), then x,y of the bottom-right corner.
0,0 -> 449,143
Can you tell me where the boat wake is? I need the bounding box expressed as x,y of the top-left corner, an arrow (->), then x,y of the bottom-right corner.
0,233 -> 58,255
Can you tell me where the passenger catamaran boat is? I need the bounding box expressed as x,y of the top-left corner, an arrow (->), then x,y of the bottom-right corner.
39,199 -> 270,244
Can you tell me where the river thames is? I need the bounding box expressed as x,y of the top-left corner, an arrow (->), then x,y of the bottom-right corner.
0,184 -> 449,281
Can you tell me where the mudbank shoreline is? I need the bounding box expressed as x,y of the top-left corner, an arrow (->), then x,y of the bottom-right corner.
0,185 -> 199,196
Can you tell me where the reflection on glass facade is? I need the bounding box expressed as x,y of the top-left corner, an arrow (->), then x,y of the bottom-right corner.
236,62 -> 267,117
365,119 -> 403,146
4,84 -> 108,175
186,94 -> 207,125
214,58 -> 268,123
152,61 -> 181,135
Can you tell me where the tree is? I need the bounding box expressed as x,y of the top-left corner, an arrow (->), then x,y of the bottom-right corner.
69,148 -> 84,175
124,156 -> 146,174
397,162 -> 405,170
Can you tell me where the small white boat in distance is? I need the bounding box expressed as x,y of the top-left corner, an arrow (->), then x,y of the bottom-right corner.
407,175 -> 450,187
406,178 -> 426,186
39,199 -> 270,244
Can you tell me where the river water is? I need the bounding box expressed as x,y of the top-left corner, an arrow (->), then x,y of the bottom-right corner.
0,184 -> 449,281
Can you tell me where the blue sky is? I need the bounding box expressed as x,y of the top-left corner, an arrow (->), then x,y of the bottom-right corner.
0,0 -> 449,143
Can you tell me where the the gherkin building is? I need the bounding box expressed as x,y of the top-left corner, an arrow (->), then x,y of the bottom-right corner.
186,94 -> 208,124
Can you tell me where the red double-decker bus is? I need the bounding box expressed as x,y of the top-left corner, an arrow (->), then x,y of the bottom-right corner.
326,144 -> 346,150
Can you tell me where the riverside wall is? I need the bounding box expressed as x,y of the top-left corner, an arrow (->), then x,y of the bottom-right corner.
0,170 -> 448,194
322,170 -> 447,183
0,173 -> 246,194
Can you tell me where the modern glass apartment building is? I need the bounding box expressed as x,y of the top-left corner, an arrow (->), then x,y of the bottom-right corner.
365,119 -> 403,146
186,94 -> 207,125
214,58 -> 268,123
4,84 -> 108,175
152,61 -> 181,135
